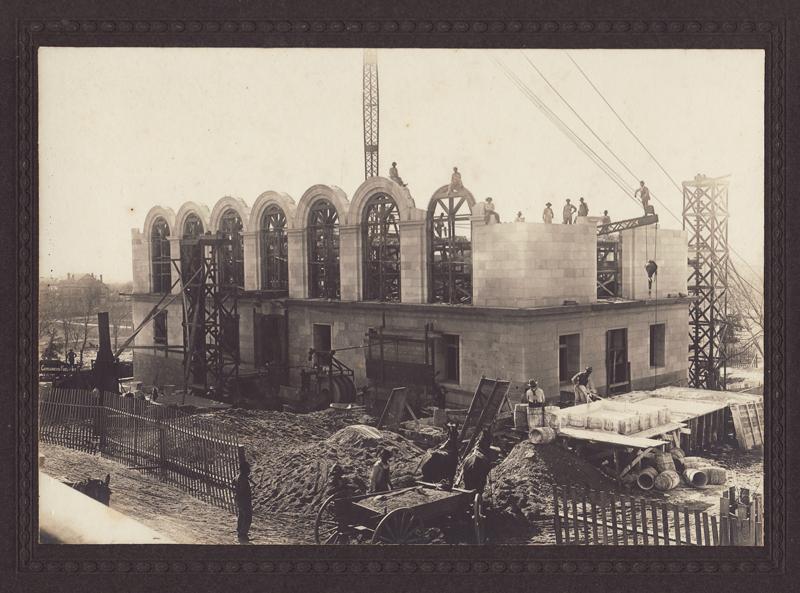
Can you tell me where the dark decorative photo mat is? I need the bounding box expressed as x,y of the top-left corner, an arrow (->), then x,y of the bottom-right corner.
2,1 -> 795,591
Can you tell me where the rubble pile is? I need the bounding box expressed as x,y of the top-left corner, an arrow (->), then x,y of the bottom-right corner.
251,425 -> 424,515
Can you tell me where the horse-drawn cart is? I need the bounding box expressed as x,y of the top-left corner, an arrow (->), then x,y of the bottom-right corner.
314,481 -> 485,544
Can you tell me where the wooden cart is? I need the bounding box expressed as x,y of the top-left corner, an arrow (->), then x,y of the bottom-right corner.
314,481 -> 485,545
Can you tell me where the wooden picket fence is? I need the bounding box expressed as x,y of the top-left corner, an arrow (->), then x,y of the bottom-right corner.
719,487 -> 763,545
554,483 -> 720,545
39,386 -> 242,512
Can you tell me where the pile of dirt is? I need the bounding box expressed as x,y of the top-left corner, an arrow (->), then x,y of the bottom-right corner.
252,425 -> 425,516
490,441 -> 613,523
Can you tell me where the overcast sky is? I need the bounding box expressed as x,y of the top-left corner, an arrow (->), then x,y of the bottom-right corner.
38,48 -> 764,283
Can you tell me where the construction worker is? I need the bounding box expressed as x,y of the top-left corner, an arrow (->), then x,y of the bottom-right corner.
514,211 -> 525,222
601,210 -> 611,225
578,197 -> 589,217
483,197 -> 500,224
645,260 -> 658,295
434,212 -> 447,238
542,202 -> 554,224
232,460 -> 254,542
448,166 -> 463,194
67,348 -> 76,370
571,366 -> 598,405
635,180 -> 651,215
389,162 -> 407,187
369,449 -> 393,493
562,199 -> 577,224
524,379 -> 545,408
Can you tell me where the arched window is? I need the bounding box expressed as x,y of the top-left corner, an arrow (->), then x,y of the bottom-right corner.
219,209 -> 244,288
429,194 -> 472,304
150,217 -> 171,294
183,213 -> 204,239
363,193 -> 401,302
260,205 -> 288,293
307,199 -> 340,299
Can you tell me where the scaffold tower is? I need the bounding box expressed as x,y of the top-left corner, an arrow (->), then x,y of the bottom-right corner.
363,48 -> 379,180
683,174 -> 730,390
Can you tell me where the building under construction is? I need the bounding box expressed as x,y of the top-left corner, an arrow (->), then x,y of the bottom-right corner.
129,177 -> 691,409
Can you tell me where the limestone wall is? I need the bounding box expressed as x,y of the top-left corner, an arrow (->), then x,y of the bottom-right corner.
620,226 -> 689,300
472,221 -> 597,308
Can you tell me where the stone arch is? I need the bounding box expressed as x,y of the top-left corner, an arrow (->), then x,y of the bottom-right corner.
209,196 -> 251,232
427,185 -> 476,305
175,201 -> 211,237
348,176 -> 417,225
249,191 -> 297,231
142,206 -> 176,241
427,185 -> 478,215
295,184 -> 349,228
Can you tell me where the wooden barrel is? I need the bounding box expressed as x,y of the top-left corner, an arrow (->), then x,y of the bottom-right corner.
514,404 -> 529,431
636,467 -> 659,491
670,447 -> 685,462
683,468 -> 709,488
702,466 -> 727,485
654,470 -> 681,491
529,427 -> 556,444
654,451 -> 677,473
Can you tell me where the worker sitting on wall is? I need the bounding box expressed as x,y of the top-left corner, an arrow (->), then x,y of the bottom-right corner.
483,197 -> 500,224
369,449 -> 393,493
389,162 -> 407,187
571,366 -> 599,405
448,166 -> 463,194
514,211 -> 525,222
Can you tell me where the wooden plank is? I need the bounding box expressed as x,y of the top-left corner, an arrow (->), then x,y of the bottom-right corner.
684,507 -> 692,544
694,510 -> 703,545
553,484 -> 563,545
610,493 -> 619,545
619,495 -> 629,544
619,447 -> 654,479
674,505 -> 682,545
651,501 -> 659,545
720,496 -> 730,545
600,491 -> 609,545
711,514 -> 720,546
558,427 -> 668,449
630,495 -> 639,545
570,485 -> 580,543
562,483 -> 571,544
661,503 -> 670,546
590,490 -> 599,545
702,512 -> 711,546
581,487 -> 590,545
754,494 -> 762,546
640,499 -> 649,545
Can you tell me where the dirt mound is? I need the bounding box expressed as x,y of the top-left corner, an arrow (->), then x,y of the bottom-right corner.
490,441 -> 613,522
252,425 -> 424,517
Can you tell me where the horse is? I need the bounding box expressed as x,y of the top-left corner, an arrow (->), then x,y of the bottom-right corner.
462,429 -> 495,496
63,474 -> 112,506
419,422 -> 460,486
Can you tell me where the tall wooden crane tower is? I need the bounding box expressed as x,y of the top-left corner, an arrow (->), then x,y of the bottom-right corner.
363,49 -> 379,180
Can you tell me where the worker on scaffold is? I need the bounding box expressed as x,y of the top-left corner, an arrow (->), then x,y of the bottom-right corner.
635,180 -> 652,215
571,366 -> 599,405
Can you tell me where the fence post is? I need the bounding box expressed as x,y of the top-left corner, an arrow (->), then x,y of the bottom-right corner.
96,390 -> 108,452
553,484 -> 563,545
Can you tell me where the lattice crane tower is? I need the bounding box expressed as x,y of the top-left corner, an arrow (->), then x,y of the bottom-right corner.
363,48 -> 379,180
683,174 -> 730,390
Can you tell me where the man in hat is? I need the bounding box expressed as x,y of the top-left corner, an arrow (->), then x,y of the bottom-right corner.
562,198 -> 577,224
389,162 -> 407,187
600,210 -> 611,225
571,366 -> 598,406
577,197 -> 589,217
542,202 -> 554,224
524,379 -> 545,409
483,197 -> 500,224
369,448 -> 393,493
232,460 -> 255,542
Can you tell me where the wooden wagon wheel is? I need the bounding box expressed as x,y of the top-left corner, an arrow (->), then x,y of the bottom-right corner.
371,508 -> 427,544
314,494 -> 350,544
473,492 -> 486,544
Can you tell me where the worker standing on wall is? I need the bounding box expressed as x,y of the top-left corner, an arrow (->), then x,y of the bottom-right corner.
635,180 -> 651,215
577,197 -> 589,217
562,199 -> 577,224
542,202 -> 554,224
601,210 -> 611,225
571,366 -> 598,405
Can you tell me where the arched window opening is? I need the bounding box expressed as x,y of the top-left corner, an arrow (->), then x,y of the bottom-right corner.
260,205 -> 289,293
219,209 -> 244,288
180,213 -> 204,282
429,195 -> 472,304
363,193 -> 401,302
183,213 -> 204,239
307,200 -> 340,299
150,217 -> 172,294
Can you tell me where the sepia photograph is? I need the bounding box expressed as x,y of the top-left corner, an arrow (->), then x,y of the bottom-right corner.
36,46 -> 765,548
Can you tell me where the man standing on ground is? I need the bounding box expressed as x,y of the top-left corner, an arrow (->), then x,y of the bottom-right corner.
233,461 -> 254,542
635,180 -> 651,215
571,366 -> 598,405
562,199 -> 577,224
542,202 -> 554,224
67,348 -> 76,370
578,197 -> 589,217
369,449 -> 393,493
